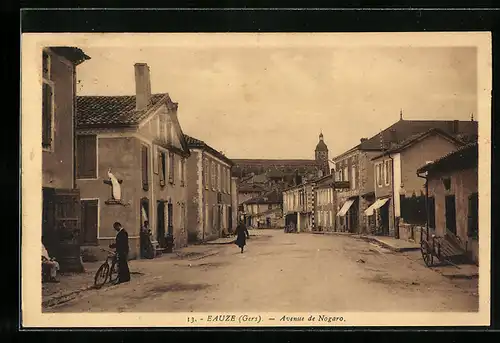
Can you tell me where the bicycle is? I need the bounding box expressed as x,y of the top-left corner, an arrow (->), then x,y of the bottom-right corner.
94,248 -> 119,289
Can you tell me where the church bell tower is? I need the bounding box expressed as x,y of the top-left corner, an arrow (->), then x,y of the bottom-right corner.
315,132 -> 329,176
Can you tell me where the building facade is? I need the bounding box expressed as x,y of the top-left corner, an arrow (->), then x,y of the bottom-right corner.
417,143 -> 479,264
333,116 -> 478,235
242,190 -> 283,228
75,63 -> 191,260
41,47 -> 90,272
314,175 -> 337,232
184,135 -> 236,242
368,128 -> 465,237
283,182 -> 315,232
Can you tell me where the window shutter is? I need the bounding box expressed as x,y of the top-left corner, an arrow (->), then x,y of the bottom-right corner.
159,152 -> 165,185
86,136 -> 97,178
153,146 -> 159,175
42,83 -> 53,147
141,145 -> 149,190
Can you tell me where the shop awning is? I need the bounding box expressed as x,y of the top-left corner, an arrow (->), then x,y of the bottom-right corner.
364,198 -> 390,216
337,199 -> 355,217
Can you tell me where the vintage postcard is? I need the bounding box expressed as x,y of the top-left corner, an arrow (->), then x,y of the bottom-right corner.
21,32 -> 491,327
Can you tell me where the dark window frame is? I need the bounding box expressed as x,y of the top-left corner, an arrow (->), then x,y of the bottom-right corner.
141,144 -> 149,191
76,135 -> 97,179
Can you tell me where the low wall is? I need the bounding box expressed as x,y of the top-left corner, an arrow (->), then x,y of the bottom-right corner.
398,223 -> 424,244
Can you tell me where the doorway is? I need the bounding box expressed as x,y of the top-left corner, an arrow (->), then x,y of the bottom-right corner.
445,195 -> 457,235
167,202 -> 174,235
157,201 -> 166,248
379,201 -> 390,235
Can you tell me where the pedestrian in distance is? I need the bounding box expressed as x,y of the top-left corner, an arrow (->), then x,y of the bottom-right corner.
109,221 -> 131,284
235,220 -> 250,253
140,220 -> 154,259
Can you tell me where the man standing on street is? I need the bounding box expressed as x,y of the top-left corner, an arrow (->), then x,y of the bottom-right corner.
109,221 -> 131,284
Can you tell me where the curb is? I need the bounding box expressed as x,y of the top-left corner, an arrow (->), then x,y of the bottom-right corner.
357,235 -> 420,253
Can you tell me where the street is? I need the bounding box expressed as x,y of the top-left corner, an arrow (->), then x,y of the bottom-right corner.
45,230 -> 478,313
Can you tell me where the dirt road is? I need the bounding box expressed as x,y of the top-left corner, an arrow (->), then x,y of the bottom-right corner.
45,230 -> 478,313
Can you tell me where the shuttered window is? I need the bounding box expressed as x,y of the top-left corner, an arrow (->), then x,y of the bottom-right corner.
141,145 -> 149,191
169,152 -> 175,183
76,135 -> 97,179
468,192 -> 479,239
159,151 -> 166,186
81,200 -> 98,244
42,82 -> 53,148
180,158 -> 186,186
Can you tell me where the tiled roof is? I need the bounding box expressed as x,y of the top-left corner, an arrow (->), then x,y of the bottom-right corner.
334,119 -> 478,159
76,93 -> 168,127
243,189 -> 282,205
184,134 -> 234,166
417,142 -> 478,174
371,128 -> 462,160
233,159 -> 319,166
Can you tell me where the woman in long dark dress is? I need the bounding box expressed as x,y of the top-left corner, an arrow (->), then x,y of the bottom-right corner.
235,221 -> 250,253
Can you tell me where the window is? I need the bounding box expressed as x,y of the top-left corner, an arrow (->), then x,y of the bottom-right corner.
168,152 -> 174,183
166,118 -> 172,143
211,162 -> 216,190
221,166 -> 226,193
384,160 -> 391,186
376,163 -> 382,187
159,151 -> 166,186
351,165 -> 356,190
141,145 -> 149,190
76,135 -> 97,179
217,165 -> 221,191
467,192 -> 478,239
203,158 -> 209,189
343,167 -> 348,181
42,51 -> 54,149
81,199 -> 98,244
180,158 -> 186,186
159,114 -> 166,140
227,169 -> 231,193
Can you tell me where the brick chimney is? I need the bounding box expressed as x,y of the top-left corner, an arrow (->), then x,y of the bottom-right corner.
134,63 -> 152,111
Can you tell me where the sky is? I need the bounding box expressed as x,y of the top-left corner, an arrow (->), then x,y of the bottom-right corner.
76,46 -> 477,160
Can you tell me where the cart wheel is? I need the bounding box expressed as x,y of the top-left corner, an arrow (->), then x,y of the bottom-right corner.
420,241 -> 433,267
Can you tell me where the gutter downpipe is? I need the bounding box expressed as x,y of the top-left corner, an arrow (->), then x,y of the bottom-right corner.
416,170 -> 429,242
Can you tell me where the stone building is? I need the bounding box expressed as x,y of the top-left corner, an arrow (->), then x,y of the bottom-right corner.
368,128 -> 466,237
313,174 -> 337,232
283,181 -> 316,232
242,189 -> 283,228
184,134 -> 236,242
333,114 -> 478,234
41,46 -> 91,272
416,143 -> 479,264
75,63 -> 191,260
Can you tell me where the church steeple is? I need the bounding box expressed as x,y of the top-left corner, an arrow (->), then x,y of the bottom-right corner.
315,132 -> 329,175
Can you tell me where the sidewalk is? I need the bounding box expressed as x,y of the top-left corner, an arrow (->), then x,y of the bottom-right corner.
42,244 -> 221,308
357,235 -> 420,252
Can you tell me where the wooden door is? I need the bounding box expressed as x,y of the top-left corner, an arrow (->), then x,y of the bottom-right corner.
157,201 -> 166,247
53,188 -> 83,272
167,202 -> 173,235
81,199 -> 98,245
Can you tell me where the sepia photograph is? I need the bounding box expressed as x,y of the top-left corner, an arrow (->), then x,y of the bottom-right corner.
21,32 -> 491,327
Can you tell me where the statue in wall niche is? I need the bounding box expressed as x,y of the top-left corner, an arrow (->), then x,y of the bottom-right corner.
104,168 -> 129,206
